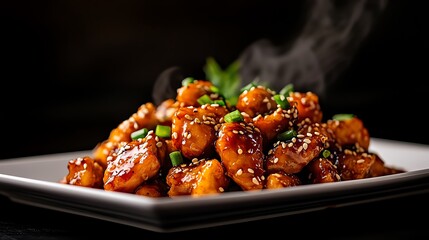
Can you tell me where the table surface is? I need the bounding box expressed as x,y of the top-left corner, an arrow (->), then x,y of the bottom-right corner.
1,191 -> 429,240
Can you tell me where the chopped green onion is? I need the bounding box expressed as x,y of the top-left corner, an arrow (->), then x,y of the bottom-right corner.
224,110 -> 244,123
210,85 -> 219,93
197,94 -> 213,105
240,82 -> 257,92
279,83 -> 294,96
213,99 -> 226,106
182,77 -> 194,86
155,125 -> 171,138
169,151 -> 183,166
332,113 -> 354,121
322,149 -> 331,158
131,128 -> 149,140
277,129 -> 297,141
273,94 -> 290,109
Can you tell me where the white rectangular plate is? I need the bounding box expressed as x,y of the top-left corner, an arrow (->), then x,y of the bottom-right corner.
1,138 -> 429,232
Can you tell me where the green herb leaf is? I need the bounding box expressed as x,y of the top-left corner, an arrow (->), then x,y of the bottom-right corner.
204,57 -> 241,106
332,113 -> 354,121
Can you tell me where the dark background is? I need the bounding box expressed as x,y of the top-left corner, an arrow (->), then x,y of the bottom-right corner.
1,0 -> 428,160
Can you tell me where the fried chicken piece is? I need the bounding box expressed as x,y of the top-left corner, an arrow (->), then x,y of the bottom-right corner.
265,172 -> 301,189
135,178 -> 169,197
326,115 -> 370,151
103,131 -> 167,193
92,102 -> 159,167
216,122 -> 265,191
266,123 -> 330,174
166,159 -> 229,197
236,85 -> 277,118
65,156 -> 104,189
367,153 -> 405,177
287,91 -> 323,125
171,104 -> 228,159
155,98 -> 179,126
253,105 -> 299,150
176,80 -> 219,107
337,149 -> 376,180
304,157 -> 340,184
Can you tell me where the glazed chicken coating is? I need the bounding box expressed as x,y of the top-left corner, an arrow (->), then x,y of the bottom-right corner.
135,178 -> 169,197
171,104 -> 228,159
92,102 -> 159,168
265,172 -> 301,189
368,153 -> 405,177
103,131 -> 167,193
176,80 -> 219,107
216,121 -> 265,191
155,98 -> 179,126
66,156 -> 104,188
236,85 -> 277,118
326,116 -> 370,151
337,149 -> 376,180
266,122 -> 331,174
287,91 -> 323,126
253,105 -> 299,150
166,159 -> 230,197
304,158 -> 340,184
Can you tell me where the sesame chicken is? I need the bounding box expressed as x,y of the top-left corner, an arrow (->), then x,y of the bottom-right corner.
62,80 -> 405,197
166,159 -> 229,197
216,122 -> 265,191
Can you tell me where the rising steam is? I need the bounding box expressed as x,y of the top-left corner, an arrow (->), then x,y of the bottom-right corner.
239,0 -> 388,98
152,0 -> 388,105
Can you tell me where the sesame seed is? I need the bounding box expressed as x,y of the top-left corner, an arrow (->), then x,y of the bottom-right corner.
356,159 -> 365,164
336,174 -> 341,181
238,149 -> 243,154
218,187 -> 224,192
274,157 -> 279,163
252,178 -> 260,185
303,138 -> 311,144
156,142 -> 163,148
248,168 -> 254,173
236,169 -> 243,175
303,143 -> 308,150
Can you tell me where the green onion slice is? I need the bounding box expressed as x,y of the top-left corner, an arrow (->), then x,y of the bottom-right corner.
210,85 -> 219,93
213,99 -> 226,106
182,77 -> 194,86
197,94 -> 213,105
277,129 -> 297,141
240,82 -> 257,92
130,128 -> 149,140
169,151 -> 184,166
322,149 -> 331,158
224,110 -> 244,123
273,94 -> 290,109
155,125 -> 171,138
279,83 -> 294,96
332,113 -> 354,121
